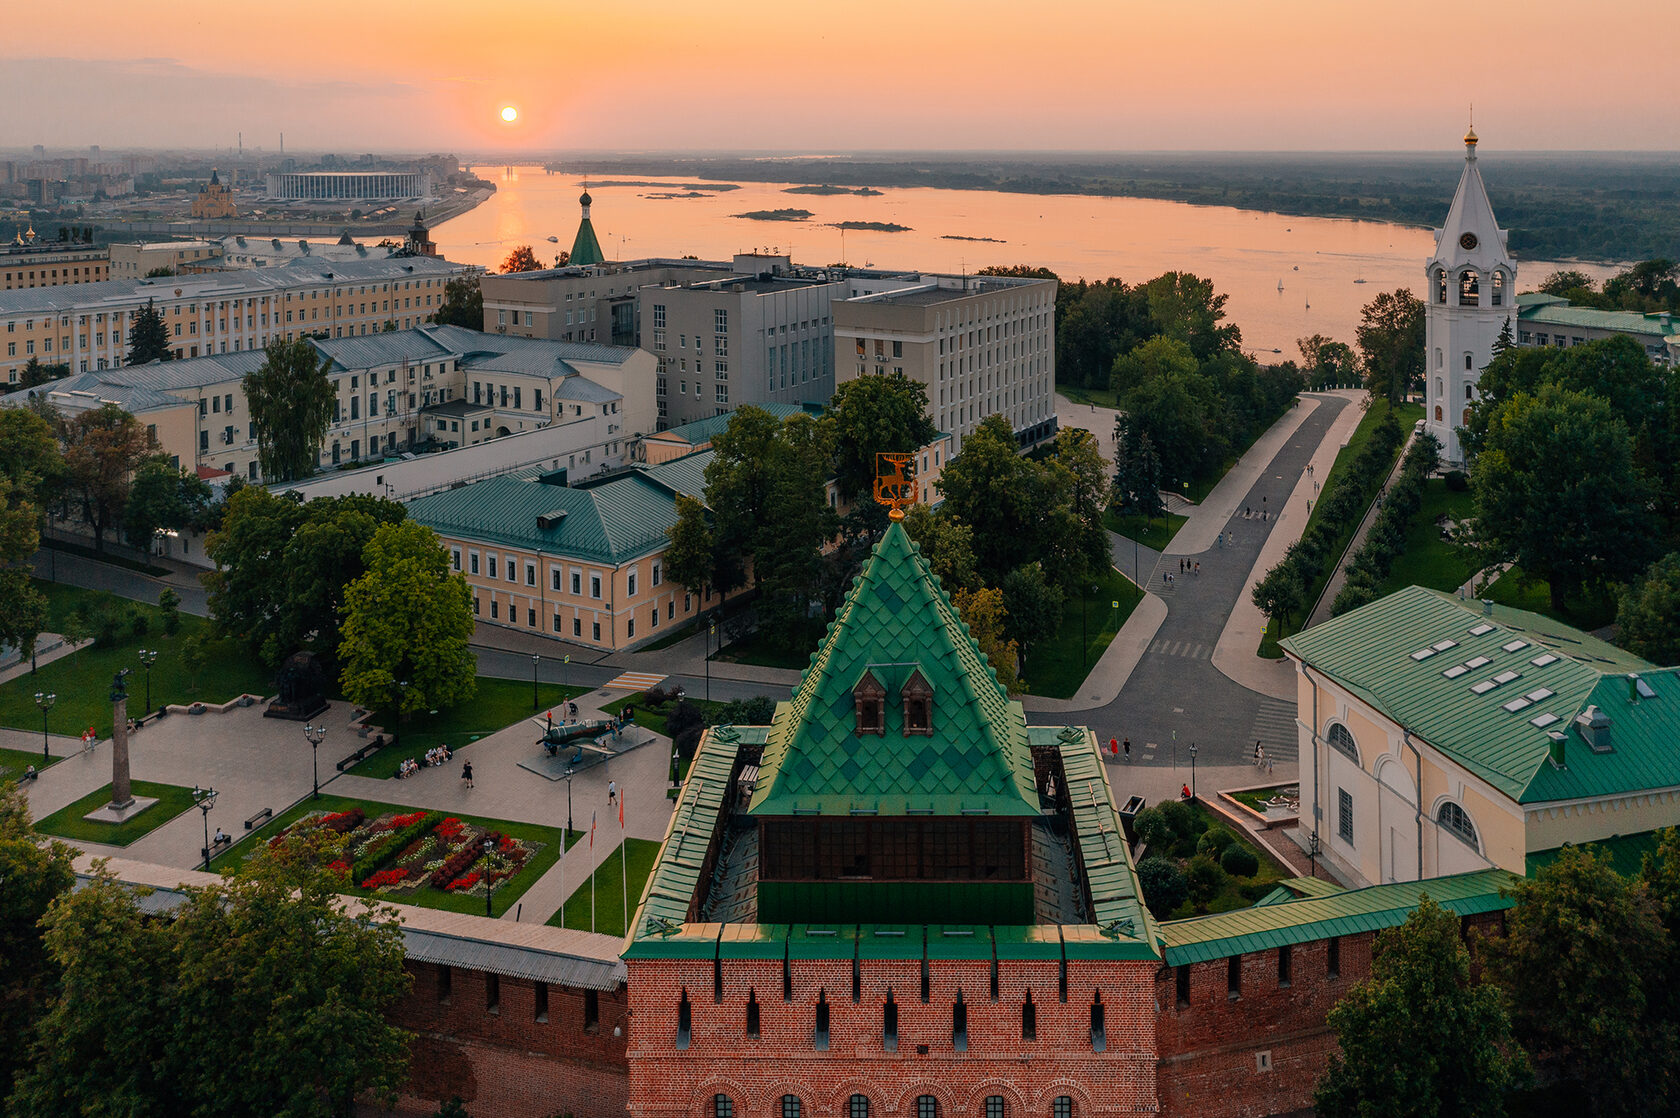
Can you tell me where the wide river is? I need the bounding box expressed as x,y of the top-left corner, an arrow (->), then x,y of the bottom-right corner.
435,166 -> 1618,358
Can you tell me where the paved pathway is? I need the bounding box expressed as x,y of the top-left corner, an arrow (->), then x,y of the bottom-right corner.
1305,425 -> 1420,629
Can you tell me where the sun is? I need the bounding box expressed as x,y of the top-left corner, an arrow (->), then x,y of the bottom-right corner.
500,105 -> 518,123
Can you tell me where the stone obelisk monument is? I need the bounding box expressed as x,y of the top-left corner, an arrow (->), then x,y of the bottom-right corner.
108,668 -> 135,811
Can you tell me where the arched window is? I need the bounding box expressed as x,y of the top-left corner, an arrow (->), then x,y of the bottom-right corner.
1459,269 -> 1480,306
1327,723 -> 1360,764
1053,1099 -> 1074,1118
1491,270 -> 1505,307
1435,377 -> 1444,400
918,1097 -> 939,1118
986,1097 -> 1007,1118
850,1097 -> 871,1118
1437,801 -> 1479,849
1465,383 -> 1473,400
1464,353 -> 1474,371
1436,268 -> 1448,304
783,1096 -> 802,1118
714,1096 -> 734,1118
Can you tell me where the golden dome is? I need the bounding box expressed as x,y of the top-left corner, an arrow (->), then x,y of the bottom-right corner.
1464,126 -> 1479,146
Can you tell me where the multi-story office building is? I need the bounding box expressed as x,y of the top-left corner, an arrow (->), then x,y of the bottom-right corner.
108,241 -> 223,279
832,272 -> 1058,452
0,255 -> 467,386
0,243 -> 109,290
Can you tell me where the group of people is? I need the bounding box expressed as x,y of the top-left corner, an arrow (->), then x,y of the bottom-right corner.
397,745 -> 453,778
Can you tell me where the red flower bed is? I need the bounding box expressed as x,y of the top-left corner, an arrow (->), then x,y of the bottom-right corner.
428,841 -> 482,889
435,817 -> 466,840
363,868 -> 410,889
447,871 -> 481,892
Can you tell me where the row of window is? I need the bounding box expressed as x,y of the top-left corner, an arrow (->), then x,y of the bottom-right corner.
433,964 -> 600,1029
715,1096 -> 1073,1118
1174,939 -> 1337,1009
453,550 -> 662,596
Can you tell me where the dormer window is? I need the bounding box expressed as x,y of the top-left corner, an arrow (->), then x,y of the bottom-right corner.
854,672 -> 885,736
901,669 -> 934,736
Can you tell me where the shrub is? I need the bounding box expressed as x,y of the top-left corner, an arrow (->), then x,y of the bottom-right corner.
88,602 -> 127,647
159,588 -> 182,636
1444,469 -> 1469,492
718,696 -> 776,726
352,810 -> 441,886
1136,857 -> 1188,921
130,609 -> 150,639
1185,855 -> 1228,911
1132,806 -> 1173,852
1158,799 -> 1200,842
1220,843 -> 1261,878
1197,827 -> 1235,857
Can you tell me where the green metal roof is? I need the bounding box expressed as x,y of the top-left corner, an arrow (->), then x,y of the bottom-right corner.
405,472 -> 679,566
569,217 -> 606,268
748,520 -> 1040,817
650,403 -> 812,448
1280,586 -> 1667,803
1160,869 -> 1517,966
1253,876 -> 1346,906
1516,292 -> 1680,338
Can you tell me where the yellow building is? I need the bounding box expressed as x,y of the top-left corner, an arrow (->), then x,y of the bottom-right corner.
191,169 -> 237,220
1,243 -> 109,290
1281,586 -> 1680,886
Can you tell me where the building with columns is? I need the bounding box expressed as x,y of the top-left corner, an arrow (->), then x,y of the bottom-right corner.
1424,128 -> 1516,466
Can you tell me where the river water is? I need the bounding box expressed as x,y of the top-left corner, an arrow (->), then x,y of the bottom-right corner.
434,166 -> 1618,358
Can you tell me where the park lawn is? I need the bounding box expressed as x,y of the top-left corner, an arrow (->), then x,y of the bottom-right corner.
1057,384 -> 1121,410
1485,566 -> 1618,631
548,837 -> 662,937
0,745 -> 61,784
1377,478 -> 1478,595
347,678 -> 589,778
34,780 -> 199,848
1020,567 -> 1144,699
0,583 -> 272,739
219,792 -> 579,918
716,620 -> 825,670
1104,510 -> 1188,552
1258,398 -> 1422,657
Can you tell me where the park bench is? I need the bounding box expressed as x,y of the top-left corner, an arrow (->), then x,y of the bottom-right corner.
18,767 -> 39,782
336,735 -> 386,772
243,807 -> 272,831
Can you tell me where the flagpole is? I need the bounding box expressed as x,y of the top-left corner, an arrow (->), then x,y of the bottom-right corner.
620,789 -> 628,935
590,810 -> 596,935
559,827 -> 565,929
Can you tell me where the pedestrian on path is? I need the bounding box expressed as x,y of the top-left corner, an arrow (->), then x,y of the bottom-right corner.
1109,737 -> 1118,758
1178,558 -> 1184,573
1123,737 -> 1131,762
461,760 -> 474,788
1254,741 -> 1264,768
608,779 -> 617,805
1194,562 -> 1201,576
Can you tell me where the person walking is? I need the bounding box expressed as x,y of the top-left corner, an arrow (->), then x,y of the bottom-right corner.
1122,737 -> 1131,762
461,760 -> 474,788
1194,562 -> 1201,576
608,779 -> 617,805
1109,737 -> 1119,758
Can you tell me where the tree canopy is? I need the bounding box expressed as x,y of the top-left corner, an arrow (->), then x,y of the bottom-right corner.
0,408 -> 62,660
124,456 -> 212,552
431,275 -> 483,329
1617,553 -> 1680,665
338,519 -> 477,715
1355,288 -> 1426,405
244,337 -> 336,483
0,781 -> 76,1102
500,245 -> 542,273
59,402 -> 158,552
824,372 -> 936,503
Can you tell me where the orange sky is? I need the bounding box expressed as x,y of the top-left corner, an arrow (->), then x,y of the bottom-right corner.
4,0 -> 1677,152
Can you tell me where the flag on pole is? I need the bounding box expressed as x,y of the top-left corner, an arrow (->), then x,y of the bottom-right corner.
589,811 -> 596,851
589,811 -> 597,934
620,786 -> 628,934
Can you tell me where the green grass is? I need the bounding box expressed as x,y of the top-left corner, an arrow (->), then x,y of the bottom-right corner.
1485,566 -> 1619,631
1259,398 -> 1423,656
0,583 -> 273,738
347,678 -> 589,778
1228,785 -> 1299,812
1057,383 -> 1121,409
1377,478 -> 1478,595
1020,566 -> 1144,699
717,621 -> 823,670
548,837 -> 661,937
1164,802 -> 1292,917
41,537 -> 170,576
33,780 -> 199,847
219,792 -> 578,917
1104,510 -> 1188,551
0,745 -> 60,783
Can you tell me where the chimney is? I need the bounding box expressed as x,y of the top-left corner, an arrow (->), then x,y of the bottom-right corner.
1482,599 -> 1494,616
1629,673 -> 1641,704
1574,705 -> 1612,753
1547,730 -> 1567,769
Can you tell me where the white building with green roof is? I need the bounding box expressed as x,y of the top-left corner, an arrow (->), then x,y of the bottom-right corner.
1281,585 -> 1680,888
1515,291 -> 1680,366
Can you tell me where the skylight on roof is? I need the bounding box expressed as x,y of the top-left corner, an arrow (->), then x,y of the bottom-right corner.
1531,654 -> 1559,667
1503,640 -> 1529,653
1469,623 -> 1496,636
1465,656 -> 1492,669
1502,698 -> 1532,713
1525,688 -> 1554,702
1493,670 -> 1521,685
1470,680 -> 1500,695
1636,678 -> 1658,699
1442,665 -> 1470,679
1530,713 -> 1560,728
1411,648 -> 1438,661
1432,640 -> 1459,652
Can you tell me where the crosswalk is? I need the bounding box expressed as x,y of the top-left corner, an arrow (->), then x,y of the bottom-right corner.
1248,698 -> 1300,762
602,670 -> 667,692
1147,638 -> 1212,660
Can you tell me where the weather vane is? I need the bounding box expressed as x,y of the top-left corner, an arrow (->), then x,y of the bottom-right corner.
873,452 -> 918,520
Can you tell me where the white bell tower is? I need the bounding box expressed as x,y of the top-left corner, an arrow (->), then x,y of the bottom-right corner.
1424,126 -> 1515,466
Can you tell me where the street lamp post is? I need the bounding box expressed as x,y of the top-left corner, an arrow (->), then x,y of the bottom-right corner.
192,786 -> 219,872
33,691 -> 56,760
303,722 -> 326,800
483,836 -> 496,918
566,772 -> 574,834
706,621 -> 716,704
531,654 -> 540,711
1190,742 -> 1198,800
137,648 -> 158,715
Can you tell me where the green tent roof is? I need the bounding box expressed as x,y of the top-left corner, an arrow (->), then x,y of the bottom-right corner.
1280,586 -> 1674,804
748,520 -> 1040,817
569,217 -> 605,268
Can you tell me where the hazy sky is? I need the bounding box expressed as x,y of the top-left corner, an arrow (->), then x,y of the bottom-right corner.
5,0 -> 1678,154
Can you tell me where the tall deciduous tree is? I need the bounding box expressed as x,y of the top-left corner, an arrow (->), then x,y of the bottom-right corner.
902,504 -> 979,592
123,456 -> 212,552
824,372 -> 937,503
0,782 -> 77,1103
1617,552 -> 1680,671
1315,896 -> 1527,1118
1000,562 -> 1063,654
1356,289 -> 1425,405
1297,333 -> 1359,390
60,402 -> 157,552
1043,427 -> 1110,587
664,493 -> 717,599
0,408 -> 61,662
500,245 -> 542,273
1251,557 -> 1305,635
704,406 -> 782,593
754,415 -> 839,643
951,586 -> 1019,692
935,414 -> 1039,583
1142,271 -> 1241,361
125,298 -> 173,365
244,337 -> 336,483
1472,385 -> 1659,609
1487,846 -> 1672,1118
431,275 -> 483,329
338,520 -> 476,715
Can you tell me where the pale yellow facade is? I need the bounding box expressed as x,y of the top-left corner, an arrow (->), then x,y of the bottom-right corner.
108,242 -> 223,279
1,245 -> 109,290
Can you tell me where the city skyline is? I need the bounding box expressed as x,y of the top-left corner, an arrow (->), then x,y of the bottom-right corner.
4,0 -> 1678,153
